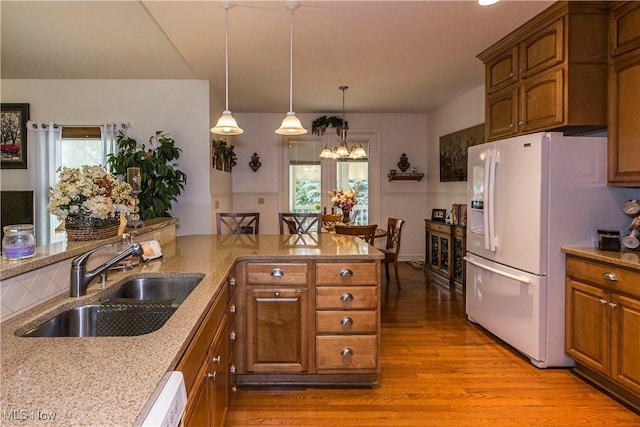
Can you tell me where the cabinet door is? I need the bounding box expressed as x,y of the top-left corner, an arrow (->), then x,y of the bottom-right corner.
246,288 -> 308,373
210,330 -> 229,427
608,52 -> 640,186
485,46 -> 519,93
565,279 -> 610,375
184,363 -> 209,427
486,87 -> 518,141
610,2 -> 640,58
610,293 -> 640,395
452,232 -> 466,287
519,18 -> 564,78
519,69 -> 563,133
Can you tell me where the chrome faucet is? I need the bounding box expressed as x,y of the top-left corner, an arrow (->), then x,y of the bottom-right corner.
70,242 -> 143,297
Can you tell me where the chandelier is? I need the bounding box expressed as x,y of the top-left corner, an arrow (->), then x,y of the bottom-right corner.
319,86 -> 367,160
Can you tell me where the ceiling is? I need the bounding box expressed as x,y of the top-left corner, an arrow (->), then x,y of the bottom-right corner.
1,0 -> 553,114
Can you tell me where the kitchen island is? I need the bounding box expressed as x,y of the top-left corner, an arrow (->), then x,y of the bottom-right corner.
0,234 -> 382,426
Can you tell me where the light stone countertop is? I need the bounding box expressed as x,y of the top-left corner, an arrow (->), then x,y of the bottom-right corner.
1,233 -> 382,426
561,247 -> 640,271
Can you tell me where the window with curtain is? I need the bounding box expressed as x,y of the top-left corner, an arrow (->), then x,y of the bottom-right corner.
288,139 -> 369,225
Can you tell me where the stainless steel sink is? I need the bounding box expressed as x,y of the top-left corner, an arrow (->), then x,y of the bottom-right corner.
104,276 -> 203,304
17,275 -> 203,338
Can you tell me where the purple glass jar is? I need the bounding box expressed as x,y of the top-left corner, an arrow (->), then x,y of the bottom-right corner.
2,224 -> 36,260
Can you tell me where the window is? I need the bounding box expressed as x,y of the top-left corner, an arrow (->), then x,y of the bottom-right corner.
288,139 -> 369,225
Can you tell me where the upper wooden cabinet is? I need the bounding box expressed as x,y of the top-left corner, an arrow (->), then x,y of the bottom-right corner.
478,1 -> 609,142
608,1 -> 640,187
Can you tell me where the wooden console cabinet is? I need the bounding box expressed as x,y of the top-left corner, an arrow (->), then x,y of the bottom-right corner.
425,220 -> 466,289
565,253 -> 640,411
608,1 -> 640,187
179,275 -> 236,427
235,258 -> 380,387
478,1 -> 609,142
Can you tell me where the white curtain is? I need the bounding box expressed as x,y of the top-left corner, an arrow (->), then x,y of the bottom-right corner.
101,122 -> 129,161
28,121 -> 62,246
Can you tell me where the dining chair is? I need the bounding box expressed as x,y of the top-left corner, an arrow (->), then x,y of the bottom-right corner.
216,212 -> 260,234
380,217 -> 405,290
278,213 -> 322,234
321,214 -> 343,229
334,224 -> 378,245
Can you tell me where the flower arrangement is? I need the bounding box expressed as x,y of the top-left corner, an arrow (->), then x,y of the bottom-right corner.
328,183 -> 360,211
47,165 -> 135,221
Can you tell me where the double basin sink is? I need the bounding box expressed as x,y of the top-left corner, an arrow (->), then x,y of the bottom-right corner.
17,275 -> 204,338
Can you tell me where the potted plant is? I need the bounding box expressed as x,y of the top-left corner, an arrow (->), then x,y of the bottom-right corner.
311,115 -> 348,136
107,131 -> 187,220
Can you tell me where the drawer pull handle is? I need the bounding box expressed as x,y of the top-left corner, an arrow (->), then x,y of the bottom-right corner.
230,304 -> 236,314
340,268 -> 353,277
207,372 -> 216,380
340,292 -> 354,301
212,355 -> 221,364
602,272 -> 618,281
229,364 -> 236,374
274,292 -> 280,298
229,277 -> 236,287
599,298 -> 607,305
230,330 -> 237,341
270,268 -> 284,277
341,316 -> 353,326
341,347 -> 353,357
609,303 -> 618,309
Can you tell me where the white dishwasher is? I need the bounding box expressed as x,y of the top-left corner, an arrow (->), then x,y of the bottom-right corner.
141,371 -> 187,427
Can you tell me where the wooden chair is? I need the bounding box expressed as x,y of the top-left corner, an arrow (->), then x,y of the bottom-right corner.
278,213 -> 322,234
380,217 -> 405,290
322,214 -> 343,229
216,212 -> 260,234
334,224 -> 377,245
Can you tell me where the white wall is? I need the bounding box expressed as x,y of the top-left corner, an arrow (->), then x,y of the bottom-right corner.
231,112 -> 428,260
0,79 -> 212,236
426,85 -> 485,215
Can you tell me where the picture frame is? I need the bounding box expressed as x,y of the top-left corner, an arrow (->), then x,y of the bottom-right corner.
1,103 -> 30,169
439,123 -> 484,182
431,208 -> 447,222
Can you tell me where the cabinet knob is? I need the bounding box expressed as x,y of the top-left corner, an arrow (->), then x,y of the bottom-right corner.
274,292 -> 280,298
599,298 -> 607,305
340,292 -> 354,301
339,268 -> 354,277
229,277 -> 236,287
212,355 -> 221,364
509,123 -> 514,128
609,302 -> 618,308
341,347 -> 354,357
509,72 -> 514,78
518,121 -> 524,126
207,372 -> 216,380
519,68 -> 524,73
270,268 -> 284,277
229,364 -> 237,374
230,304 -> 236,314
602,272 -> 618,281
340,316 -> 354,326
229,330 -> 237,341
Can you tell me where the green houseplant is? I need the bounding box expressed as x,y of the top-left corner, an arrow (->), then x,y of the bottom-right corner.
311,115 -> 348,136
107,131 -> 187,220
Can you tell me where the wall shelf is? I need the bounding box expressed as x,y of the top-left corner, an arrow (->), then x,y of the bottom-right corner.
387,172 -> 424,182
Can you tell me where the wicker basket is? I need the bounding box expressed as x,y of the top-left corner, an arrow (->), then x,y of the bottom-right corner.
65,214 -> 120,241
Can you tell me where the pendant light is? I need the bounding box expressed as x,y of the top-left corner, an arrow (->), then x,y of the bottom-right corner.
319,86 -> 367,160
276,1 -> 307,135
211,1 -> 243,136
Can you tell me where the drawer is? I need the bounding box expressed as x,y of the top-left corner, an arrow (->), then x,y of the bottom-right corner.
316,310 -> 377,334
316,336 -> 377,370
427,222 -> 450,234
566,256 -> 640,298
316,286 -> 377,310
247,263 -> 307,285
177,284 -> 229,394
316,262 -> 377,285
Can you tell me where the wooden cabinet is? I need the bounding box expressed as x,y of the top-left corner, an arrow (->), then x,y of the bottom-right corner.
236,258 -> 380,387
478,1 -> 609,142
315,262 -> 379,373
565,254 -> 640,411
180,276 -> 235,427
608,1 -> 640,187
425,220 -> 466,289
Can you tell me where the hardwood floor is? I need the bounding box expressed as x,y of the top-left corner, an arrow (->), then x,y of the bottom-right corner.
226,263 -> 639,426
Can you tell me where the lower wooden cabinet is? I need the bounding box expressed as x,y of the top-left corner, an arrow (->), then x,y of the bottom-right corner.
565,254 -> 640,411
425,220 -> 466,289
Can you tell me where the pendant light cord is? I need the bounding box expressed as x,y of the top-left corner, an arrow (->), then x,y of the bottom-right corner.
224,6 -> 230,111
288,6 -> 294,112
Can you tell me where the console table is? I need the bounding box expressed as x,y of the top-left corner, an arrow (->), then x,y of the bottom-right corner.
425,220 -> 466,289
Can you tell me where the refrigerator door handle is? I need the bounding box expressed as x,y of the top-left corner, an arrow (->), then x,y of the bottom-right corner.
464,256 -> 532,284
488,149 -> 499,252
483,150 -> 492,250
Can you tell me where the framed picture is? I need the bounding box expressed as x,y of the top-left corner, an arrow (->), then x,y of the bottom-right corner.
1,103 -> 30,169
431,208 -> 447,222
439,123 -> 484,182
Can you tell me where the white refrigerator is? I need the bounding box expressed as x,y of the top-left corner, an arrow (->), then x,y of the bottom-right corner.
465,132 -> 636,368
